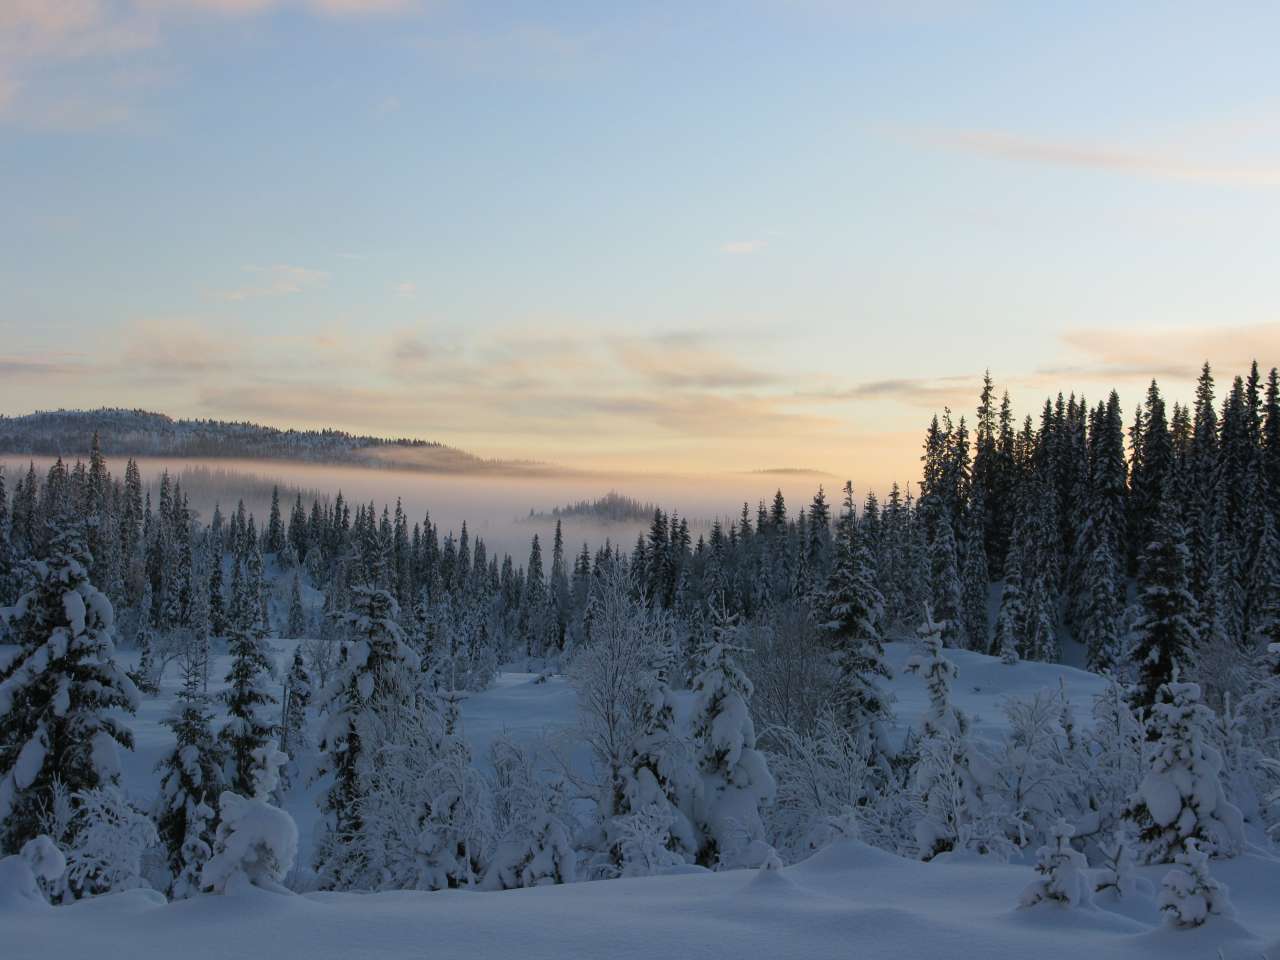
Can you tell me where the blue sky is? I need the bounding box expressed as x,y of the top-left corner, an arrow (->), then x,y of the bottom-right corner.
3,1 -> 1280,486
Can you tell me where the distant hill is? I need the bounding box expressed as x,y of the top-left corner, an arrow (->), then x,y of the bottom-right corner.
0,408 -> 535,474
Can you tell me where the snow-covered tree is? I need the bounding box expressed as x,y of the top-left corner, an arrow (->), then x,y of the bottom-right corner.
690,636 -> 776,869
312,585 -> 422,889
911,731 -> 1007,862
154,656 -> 224,897
571,566 -> 696,878
815,482 -> 893,769
1093,832 -> 1140,901
905,606 -> 965,738
409,694 -> 491,891
286,573 -> 306,640
219,623 -> 277,798
1158,838 -> 1233,928
483,735 -> 577,889
1123,681 -> 1244,864
202,746 -> 297,895
0,526 -> 139,859
1132,497 -> 1200,709
1019,819 -> 1092,909
279,648 -> 312,772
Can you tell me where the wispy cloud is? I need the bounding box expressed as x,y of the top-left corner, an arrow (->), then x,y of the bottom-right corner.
1054,323 -> 1280,381
0,0 -> 421,127
0,355 -> 83,378
214,264 -> 327,302
904,126 -> 1280,187
721,239 -> 768,254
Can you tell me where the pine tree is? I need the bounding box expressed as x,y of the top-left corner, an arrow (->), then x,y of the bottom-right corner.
0,525 -> 139,857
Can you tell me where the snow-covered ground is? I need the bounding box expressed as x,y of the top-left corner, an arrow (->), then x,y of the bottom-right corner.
4,641 -> 1278,959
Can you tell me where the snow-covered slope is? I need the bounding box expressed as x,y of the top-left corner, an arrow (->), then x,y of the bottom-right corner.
4,640 -> 1277,960
5,837 -> 1277,960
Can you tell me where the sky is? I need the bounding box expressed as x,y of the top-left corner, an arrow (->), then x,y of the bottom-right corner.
3,1 -> 1280,492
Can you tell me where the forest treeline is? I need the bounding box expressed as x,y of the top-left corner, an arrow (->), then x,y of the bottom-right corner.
0,363 -> 1278,927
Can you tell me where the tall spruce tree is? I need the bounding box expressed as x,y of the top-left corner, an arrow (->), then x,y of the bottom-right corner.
1132,492 -> 1200,710
815,482 -> 892,765
0,524 -> 139,857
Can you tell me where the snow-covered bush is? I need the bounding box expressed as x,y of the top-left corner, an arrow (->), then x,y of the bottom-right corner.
483,735 -> 576,889
1157,839 -> 1233,928
991,688 -> 1082,851
1123,681 -> 1244,863
202,747 -> 297,895
1074,683 -> 1143,855
911,732 -> 1011,861
765,713 -> 874,861
0,836 -> 65,911
37,780 -> 157,901
1019,820 -> 1092,909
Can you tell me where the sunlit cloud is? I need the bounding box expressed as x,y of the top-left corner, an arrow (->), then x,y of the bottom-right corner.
1053,323 -> 1280,381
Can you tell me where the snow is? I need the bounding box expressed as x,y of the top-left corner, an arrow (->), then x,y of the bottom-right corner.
5,837 -> 1278,960
2,637 -> 1277,958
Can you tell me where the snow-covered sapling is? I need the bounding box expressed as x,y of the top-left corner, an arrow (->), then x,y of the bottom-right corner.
1019,819 -> 1093,909
1158,839 -> 1233,928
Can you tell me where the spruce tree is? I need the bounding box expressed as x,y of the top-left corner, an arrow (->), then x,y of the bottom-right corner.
1132,493 -> 1200,710
287,572 -> 306,639
154,656 -> 224,897
0,525 -> 139,857
1124,681 -> 1243,863
313,585 -> 422,889
219,621 -> 277,798
815,482 -> 892,765
690,636 -> 775,869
